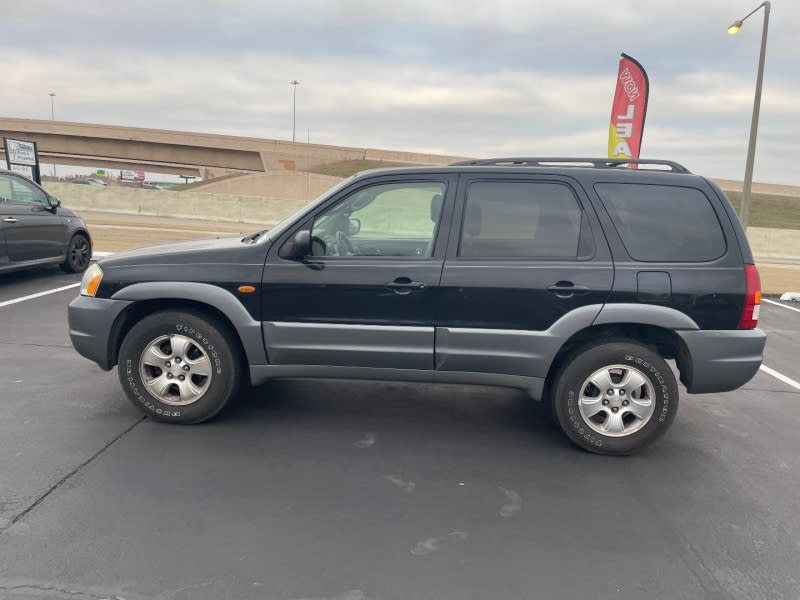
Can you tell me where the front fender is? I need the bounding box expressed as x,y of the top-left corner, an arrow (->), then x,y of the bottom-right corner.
111,282 -> 267,365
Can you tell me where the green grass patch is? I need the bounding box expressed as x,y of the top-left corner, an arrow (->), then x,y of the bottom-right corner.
723,191 -> 800,229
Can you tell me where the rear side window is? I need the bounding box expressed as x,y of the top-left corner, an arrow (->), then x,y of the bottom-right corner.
458,181 -> 588,258
594,183 -> 726,262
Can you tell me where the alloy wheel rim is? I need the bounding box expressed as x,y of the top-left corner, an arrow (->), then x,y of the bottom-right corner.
139,334 -> 213,406
578,364 -> 656,437
71,237 -> 90,269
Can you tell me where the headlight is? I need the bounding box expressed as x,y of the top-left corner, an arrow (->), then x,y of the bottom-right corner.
80,263 -> 104,297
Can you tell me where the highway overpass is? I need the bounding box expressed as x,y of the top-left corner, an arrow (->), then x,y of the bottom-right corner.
0,117 -> 463,178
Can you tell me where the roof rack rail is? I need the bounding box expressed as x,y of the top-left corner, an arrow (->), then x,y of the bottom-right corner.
449,157 -> 691,174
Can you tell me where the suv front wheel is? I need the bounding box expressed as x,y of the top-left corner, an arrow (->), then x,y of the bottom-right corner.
118,310 -> 242,423
552,341 -> 678,455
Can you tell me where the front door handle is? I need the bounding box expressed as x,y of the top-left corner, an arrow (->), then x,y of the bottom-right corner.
3,217 -> 18,223
546,281 -> 590,298
386,278 -> 427,295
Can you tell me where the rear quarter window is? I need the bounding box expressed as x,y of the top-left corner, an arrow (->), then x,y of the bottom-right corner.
594,183 -> 726,262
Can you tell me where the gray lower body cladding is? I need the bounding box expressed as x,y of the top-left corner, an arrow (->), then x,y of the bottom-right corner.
68,296 -> 132,370
676,328 -> 766,393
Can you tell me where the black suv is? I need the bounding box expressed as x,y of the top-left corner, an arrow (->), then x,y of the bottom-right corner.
68,158 -> 766,454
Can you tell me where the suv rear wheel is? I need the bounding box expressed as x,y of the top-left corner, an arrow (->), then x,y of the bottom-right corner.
118,310 -> 242,423
552,341 -> 678,455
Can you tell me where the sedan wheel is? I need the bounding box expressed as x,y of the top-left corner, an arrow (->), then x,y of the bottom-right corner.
61,234 -> 91,273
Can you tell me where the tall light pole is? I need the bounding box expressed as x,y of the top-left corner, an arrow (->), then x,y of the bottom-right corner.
290,80 -> 300,143
728,1 -> 770,228
48,92 -> 57,177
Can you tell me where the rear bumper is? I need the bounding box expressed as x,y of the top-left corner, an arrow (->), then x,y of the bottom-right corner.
677,328 -> 766,394
68,295 -> 131,370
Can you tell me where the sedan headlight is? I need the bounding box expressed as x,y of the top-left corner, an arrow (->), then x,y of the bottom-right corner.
80,263 -> 104,297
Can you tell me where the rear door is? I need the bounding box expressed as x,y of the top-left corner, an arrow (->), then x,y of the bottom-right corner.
0,173 -> 67,262
435,174 -> 614,378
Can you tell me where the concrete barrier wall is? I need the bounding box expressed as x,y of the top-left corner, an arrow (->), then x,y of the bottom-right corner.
190,171 -> 343,200
747,227 -> 800,261
44,183 -> 308,225
44,183 -> 800,260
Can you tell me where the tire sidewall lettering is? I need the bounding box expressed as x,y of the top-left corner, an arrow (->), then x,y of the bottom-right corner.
125,358 -> 181,417
557,345 -> 678,452
174,324 -> 223,375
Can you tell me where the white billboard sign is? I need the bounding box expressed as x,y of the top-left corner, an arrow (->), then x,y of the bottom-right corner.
5,138 -> 37,166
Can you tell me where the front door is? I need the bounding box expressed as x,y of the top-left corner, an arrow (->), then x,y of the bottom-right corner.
435,174 -> 614,378
261,175 -> 457,370
0,173 -> 66,262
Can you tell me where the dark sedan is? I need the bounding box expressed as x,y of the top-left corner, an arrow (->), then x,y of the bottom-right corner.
0,169 -> 92,274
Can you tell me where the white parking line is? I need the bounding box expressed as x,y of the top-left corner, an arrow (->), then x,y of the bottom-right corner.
763,298 -> 800,314
760,365 -> 800,392
0,283 -> 80,309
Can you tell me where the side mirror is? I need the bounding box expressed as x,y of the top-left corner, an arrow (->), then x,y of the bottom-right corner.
280,229 -> 312,260
347,218 -> 361,236
48,196 -> 61,209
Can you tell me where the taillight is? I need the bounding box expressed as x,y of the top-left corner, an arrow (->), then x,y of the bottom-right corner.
737,264 -> 761,329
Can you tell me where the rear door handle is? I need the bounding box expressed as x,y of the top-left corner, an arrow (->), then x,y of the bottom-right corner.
3,217 -> 18,223
386,278 -> 427,295
546,281 -> 590,298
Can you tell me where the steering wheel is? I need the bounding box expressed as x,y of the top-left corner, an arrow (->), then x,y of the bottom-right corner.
335,231 -> 356,256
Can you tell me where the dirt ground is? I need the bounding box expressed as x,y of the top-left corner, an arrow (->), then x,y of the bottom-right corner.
83,211 -> 800,296
84,211 -> 270,252
758,263 -> 800,296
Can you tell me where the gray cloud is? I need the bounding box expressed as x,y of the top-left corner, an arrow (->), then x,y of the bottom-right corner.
2,0 -> 798,183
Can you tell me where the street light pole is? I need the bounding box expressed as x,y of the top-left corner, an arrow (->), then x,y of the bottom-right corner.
48,92 -> 57,177
290,80 -> 300,143
728,1 -> 771,228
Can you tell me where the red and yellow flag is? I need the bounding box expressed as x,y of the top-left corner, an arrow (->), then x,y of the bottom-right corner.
608,53 -> 649,165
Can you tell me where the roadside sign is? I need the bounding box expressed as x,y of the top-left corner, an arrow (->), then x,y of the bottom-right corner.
3,137 -> 41,183
120,170 -> 145,181
9,163 -> 36,179
96,169 -> 106,177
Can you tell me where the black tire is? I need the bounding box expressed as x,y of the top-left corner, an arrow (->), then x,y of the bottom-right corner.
60,233 -> 91,273
552,341 -> 678,455
118,310 -> 243,424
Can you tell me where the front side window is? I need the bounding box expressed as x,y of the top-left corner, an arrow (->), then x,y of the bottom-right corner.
1,175 -> 48,206
458,181 -> 585,258
310,181 -> 446,257
594,183 -> 726,262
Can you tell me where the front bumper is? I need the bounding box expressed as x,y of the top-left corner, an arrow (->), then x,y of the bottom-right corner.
677,328 -> 767,394
68,295 -> 132,370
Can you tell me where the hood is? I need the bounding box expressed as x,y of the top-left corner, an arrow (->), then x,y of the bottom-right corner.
59,206 -> 80,218
98,234 -> 269,268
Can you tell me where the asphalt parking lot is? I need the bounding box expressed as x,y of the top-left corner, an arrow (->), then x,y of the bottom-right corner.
1,266 -> 800,600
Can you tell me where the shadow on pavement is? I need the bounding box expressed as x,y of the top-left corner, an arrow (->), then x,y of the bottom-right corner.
214,377 -> 566,449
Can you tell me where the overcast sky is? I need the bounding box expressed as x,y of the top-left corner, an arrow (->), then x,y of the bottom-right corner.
3,0 -> 799,183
